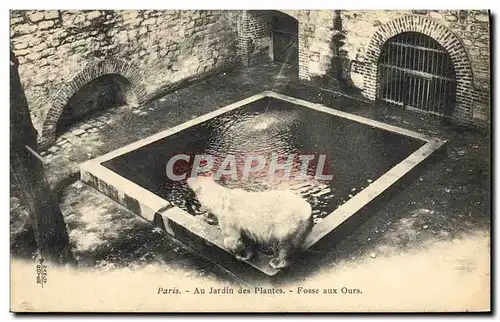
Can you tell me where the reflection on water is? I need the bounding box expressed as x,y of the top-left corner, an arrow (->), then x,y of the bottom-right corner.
103,97 -> 425,223
166,107 -> 335,221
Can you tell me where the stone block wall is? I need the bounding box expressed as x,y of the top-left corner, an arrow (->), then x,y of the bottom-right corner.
296,10 -> 336,81
237,11 -> 273,67
238,9 -> 490,126
10,9 -> 491,147
339,10 -> 490,125
10,10 -> 240,148
236,10 -> 337,81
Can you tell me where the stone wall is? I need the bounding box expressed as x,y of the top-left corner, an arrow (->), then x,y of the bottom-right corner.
340,10 -> 490,124
237,11 -> 273,67
238,9 -> 490,125
297,10 -> 337,81
10,9 -> 240,148
237,10 -> 337,81
10,9 -> 491,147
234,9 -> 489,125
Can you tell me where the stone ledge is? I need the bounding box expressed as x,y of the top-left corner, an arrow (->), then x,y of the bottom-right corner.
79,91 -> 445,278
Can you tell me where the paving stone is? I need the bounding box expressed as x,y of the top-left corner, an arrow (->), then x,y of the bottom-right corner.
79,123 -> 93,130
47,145 -> 59,153
72,128 -> 86,136
8,59 -> 485,285
55,136 -> 66,143
63,133 -> 80,144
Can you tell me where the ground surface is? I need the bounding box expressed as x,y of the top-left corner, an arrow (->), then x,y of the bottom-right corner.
10,63 -> 491,295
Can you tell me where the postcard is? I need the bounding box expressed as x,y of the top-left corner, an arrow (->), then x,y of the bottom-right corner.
9,8 -> 491,312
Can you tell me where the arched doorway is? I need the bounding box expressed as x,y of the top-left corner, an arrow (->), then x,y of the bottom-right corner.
271,11 -> 299,69
377,32 -> 457,117
56,74 -> 133,135
38,58 -> 148,150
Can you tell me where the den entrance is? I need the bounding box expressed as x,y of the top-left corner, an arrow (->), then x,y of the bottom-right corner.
56,74 -> 134,135
377,32 -> 457,117
271,11 -> 298,69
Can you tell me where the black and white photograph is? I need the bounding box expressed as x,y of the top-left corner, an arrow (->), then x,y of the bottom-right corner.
8,5 -> 492,312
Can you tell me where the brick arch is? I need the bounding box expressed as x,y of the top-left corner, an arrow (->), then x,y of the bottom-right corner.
362,15 -> 474,118
38,57 -> 148,149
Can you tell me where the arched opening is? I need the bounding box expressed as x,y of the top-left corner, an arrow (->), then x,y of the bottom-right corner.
270,11 -> 299,70
377,32 -> 457,117
38,58 -> 148,150
56,74 -> 134,135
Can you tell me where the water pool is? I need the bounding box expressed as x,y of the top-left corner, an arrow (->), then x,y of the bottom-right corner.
80,91 -> 445,276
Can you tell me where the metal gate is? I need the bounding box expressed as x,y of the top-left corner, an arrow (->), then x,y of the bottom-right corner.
272,13 -> 298,66
377,32 -> 456,117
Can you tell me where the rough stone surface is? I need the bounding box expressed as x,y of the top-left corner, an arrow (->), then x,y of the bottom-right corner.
10,9 -> 491,144
237,11 -> 273,67
237,10 -> 336,80
340,10 -> 490,123
10,9 -> 240,138
10,63 -> 490,286
237,9 -> 490,125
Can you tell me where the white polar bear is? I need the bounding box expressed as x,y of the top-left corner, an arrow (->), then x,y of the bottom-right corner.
186,175 -> 313,269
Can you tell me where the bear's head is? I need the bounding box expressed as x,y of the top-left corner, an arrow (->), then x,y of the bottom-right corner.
186,174 -> 215,194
